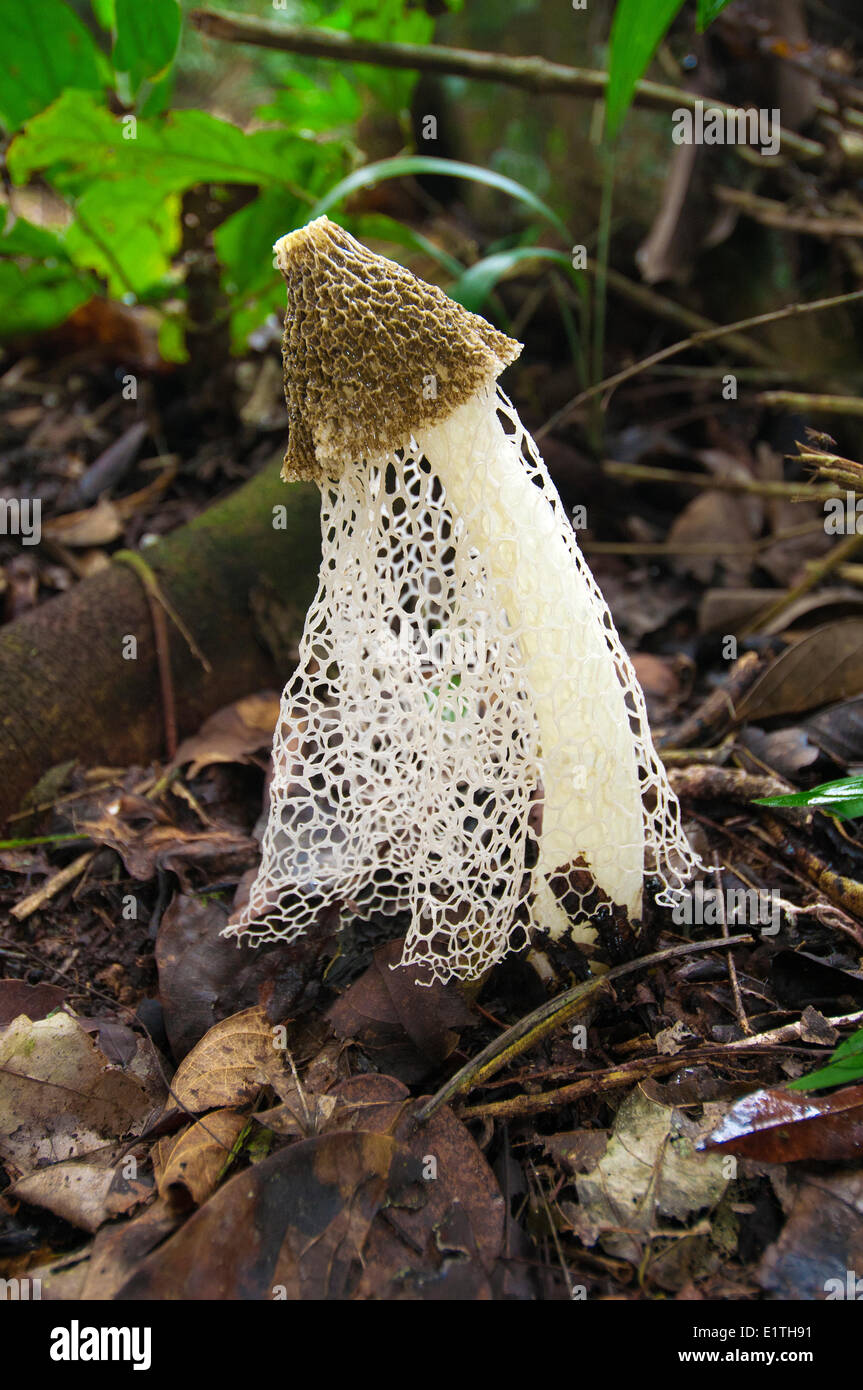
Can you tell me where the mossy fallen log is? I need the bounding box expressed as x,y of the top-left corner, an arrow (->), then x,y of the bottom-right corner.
0,463 -> 321,827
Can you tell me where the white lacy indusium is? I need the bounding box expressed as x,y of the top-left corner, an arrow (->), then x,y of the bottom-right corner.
224,385 -> 702,981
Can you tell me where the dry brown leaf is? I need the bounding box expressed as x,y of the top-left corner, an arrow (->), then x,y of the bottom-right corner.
11,1158 -> 150,1233
0,981 -> 66,1029
156,1108 -> 248,1210
171,693 -> 281,777
164,1006 -> 283,1117
737,620 -> 863,722
42,497 -> 123,547
0,1012 -> 154,1175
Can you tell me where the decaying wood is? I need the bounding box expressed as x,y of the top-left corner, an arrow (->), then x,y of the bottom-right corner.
0,464 -> 321,827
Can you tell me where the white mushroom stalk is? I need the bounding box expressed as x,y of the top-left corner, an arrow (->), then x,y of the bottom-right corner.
224,216 -> 702,982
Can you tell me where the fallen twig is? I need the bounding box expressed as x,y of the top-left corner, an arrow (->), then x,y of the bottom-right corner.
190,8 -> 825,166
10,850 -> 95,922
415,934 -> 751,1122
540,287 -> 863,430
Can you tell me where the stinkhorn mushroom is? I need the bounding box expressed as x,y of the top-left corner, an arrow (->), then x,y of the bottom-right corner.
224,216 -> 702,981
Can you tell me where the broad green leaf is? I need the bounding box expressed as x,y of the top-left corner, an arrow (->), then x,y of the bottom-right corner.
312,157 -> 571,243
65,181 -> 181,298
216,188 -> 306,350
158,311 -> 188,364
606,0 -> 688,140
324,0 -> 433,113
0,208 -> 70,260
787,1027 -> 863,1091
754,776 -> 863,822
0,260 -> 94,336
0,0 -> 106,131
8,91 -> 315,200
447,246 -> 582,312
697,0 -> 734,31
113,0 -> 181,92
256,70 -> 361,137
346,214 -> 465,277
91,0 -> 116,28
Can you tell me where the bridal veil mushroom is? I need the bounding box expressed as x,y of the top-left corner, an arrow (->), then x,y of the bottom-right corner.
224,216 -> 702,981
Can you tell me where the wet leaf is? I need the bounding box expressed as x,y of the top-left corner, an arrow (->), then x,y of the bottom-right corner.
757,1171 -> 863,1300
755,774 -> 863,820
115,1131 -> 416,1300
700,1083 -> 863,1161
156,892 -> 337,1062
328,938 -> 476,1083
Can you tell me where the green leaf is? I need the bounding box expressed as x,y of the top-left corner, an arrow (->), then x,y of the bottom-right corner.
345,214 -> 465,277
157,311 -> 188,364
65,181 -> 181,299
0,207 -> 71,260
256,70 -> 361,136
323,0 -> 433,113
447,245 -> 582,312
0,209 -> 94,338
8,91 -> 315,201
91,0 -> 116,29
312,156 -> 571,242
113,0 -> 181,92
606,0 -> 688,140
0,0 -> 106,131
215,189 -> 306,351
696,0 -> 734,31
754,776 -> 863,822
0,260 -> 94,337
787,1027 -> 863,1091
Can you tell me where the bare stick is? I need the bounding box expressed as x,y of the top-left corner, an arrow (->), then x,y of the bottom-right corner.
539,287 -> 863,433
758,390 -> 863,417
415,934 -> 750,1122
603,459 -> 839,501
189,8 -> 825,167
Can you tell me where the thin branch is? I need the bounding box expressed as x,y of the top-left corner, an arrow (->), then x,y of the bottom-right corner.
715,185 -> 863,238
189,8 -> 825,167
741,526 -> 863,635
759,390 -> 863,417
587,262 -> 783,371
415,934 -> 751,1123
602,459 -> 839,501
539,287 -> 863,433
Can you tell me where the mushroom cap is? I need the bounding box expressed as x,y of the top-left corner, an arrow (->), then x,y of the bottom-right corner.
273,216 -> 522,482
